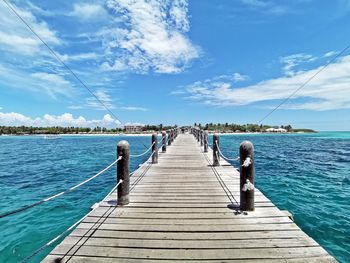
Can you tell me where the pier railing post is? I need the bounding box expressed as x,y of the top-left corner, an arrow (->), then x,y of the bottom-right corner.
152,133 -> 158,164
168,130 -> 172,146
213,133 -> 220,166
162,130 -> 166,152
117,140 -> 130,206
204,130 -> 208,152
200,130 -> 203,146
197,128 -> 200,142
240,141 -> 255,211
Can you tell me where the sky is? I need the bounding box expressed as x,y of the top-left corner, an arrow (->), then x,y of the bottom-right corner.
0,0 -> 350,130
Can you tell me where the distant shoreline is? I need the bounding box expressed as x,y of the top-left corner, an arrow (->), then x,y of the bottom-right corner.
0,131 -> 317,137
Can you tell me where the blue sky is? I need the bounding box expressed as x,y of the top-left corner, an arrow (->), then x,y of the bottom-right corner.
0,0 -> 350,130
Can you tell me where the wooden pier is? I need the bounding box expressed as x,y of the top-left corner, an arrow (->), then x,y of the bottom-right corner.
44,132 -> 335,262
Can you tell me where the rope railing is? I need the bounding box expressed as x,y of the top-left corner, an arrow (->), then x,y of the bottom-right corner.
11,132 -> 178,261
207,149 -> 240,208
0,157 -> 122,219
21,179 -> 124,262
215,141 -> 240,161
129,142 -> 155,158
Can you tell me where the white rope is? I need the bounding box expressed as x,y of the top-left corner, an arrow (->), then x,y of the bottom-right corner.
242,179 -> 254,191
130,142 -> 155,158
242,157 -> 252,167
215,141 -> 240,161
21,179 -> 124,262
0,157 -> 122,219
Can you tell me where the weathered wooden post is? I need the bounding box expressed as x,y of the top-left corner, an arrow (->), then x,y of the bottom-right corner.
200,130 -> 203,146
197,128 -> 200,142
213,133 -> 220,166
240,141 -> 255,211
152,133 -> 158,164
168,130 -> 172,146
204,130 -> 208,152
117,140 -> 130,206
162,130 -> 166,152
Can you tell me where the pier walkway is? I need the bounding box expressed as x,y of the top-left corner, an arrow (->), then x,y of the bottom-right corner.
44,133 -> 335,262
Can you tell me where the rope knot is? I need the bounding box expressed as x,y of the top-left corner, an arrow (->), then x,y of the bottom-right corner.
242,179 -> 254,192
242,157 -> 252,167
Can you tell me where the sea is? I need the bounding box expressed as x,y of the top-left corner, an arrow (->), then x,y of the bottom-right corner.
0,132 -> 349,262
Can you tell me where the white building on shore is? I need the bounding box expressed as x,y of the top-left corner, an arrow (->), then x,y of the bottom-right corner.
124,125 -> 143,133
265,127 -> 287,133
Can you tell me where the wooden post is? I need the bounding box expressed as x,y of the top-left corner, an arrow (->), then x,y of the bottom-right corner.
117,140 -> 130,206
162,130 -> 166,152
197,128 -> 200,142
152,133 -> 158,164
200,130 -> 203,146
240,141 -> 255,211
204,130 -> 208,152
213,133 -> 220,166
168,130 -> 172,146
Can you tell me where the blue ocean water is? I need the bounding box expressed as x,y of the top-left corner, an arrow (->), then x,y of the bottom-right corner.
0,132 -> 349,262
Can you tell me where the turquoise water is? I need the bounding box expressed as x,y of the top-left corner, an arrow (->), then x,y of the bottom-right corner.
0,132 -> 349,262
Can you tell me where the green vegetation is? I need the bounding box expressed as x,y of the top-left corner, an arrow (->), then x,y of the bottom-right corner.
0,123 -> 315,135
292,128 -> 317,133
0,124 -> 178,135
193,123 -> 315,133
0,126 -> 120,135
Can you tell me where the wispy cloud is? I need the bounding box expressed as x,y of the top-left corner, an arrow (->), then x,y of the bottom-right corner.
70,3 -> 106,20
85,90 -> 115,110
182,55 -> 350,111
101,0 -> 200,74
280,53 -> 316,76
0,2 -> 60,55
121,106 -> 149,111
0,112 -> 120,127
324,50 -> 338,58
240,0 -> 288,15
59,52 -> 98,62
0,64 -> 74,98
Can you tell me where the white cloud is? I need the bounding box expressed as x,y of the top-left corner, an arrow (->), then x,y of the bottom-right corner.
70,3 -> 106,20
240,0 -> 287,15
102,0 -> 200,74
30,72 -> 73,98
324,50 -> 337,58
280,53 -> 316,76
122,106 -> 149,111
241,0 -> 270,7
232,73 -> 248,82
0,112 -> 120,128
184,55 -> 350,111
0,107 -> 2,110
70,90 -> 116,110
0,2 -> 60,55
59,52 -> 98,62
0,65 -> 73,98
67,105 -> 83,110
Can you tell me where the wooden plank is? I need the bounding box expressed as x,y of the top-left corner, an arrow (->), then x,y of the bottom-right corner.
50,246 -> 330,260
51,236 -> 319,251
44,255 -> 337,263
69,228 -> 314,240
